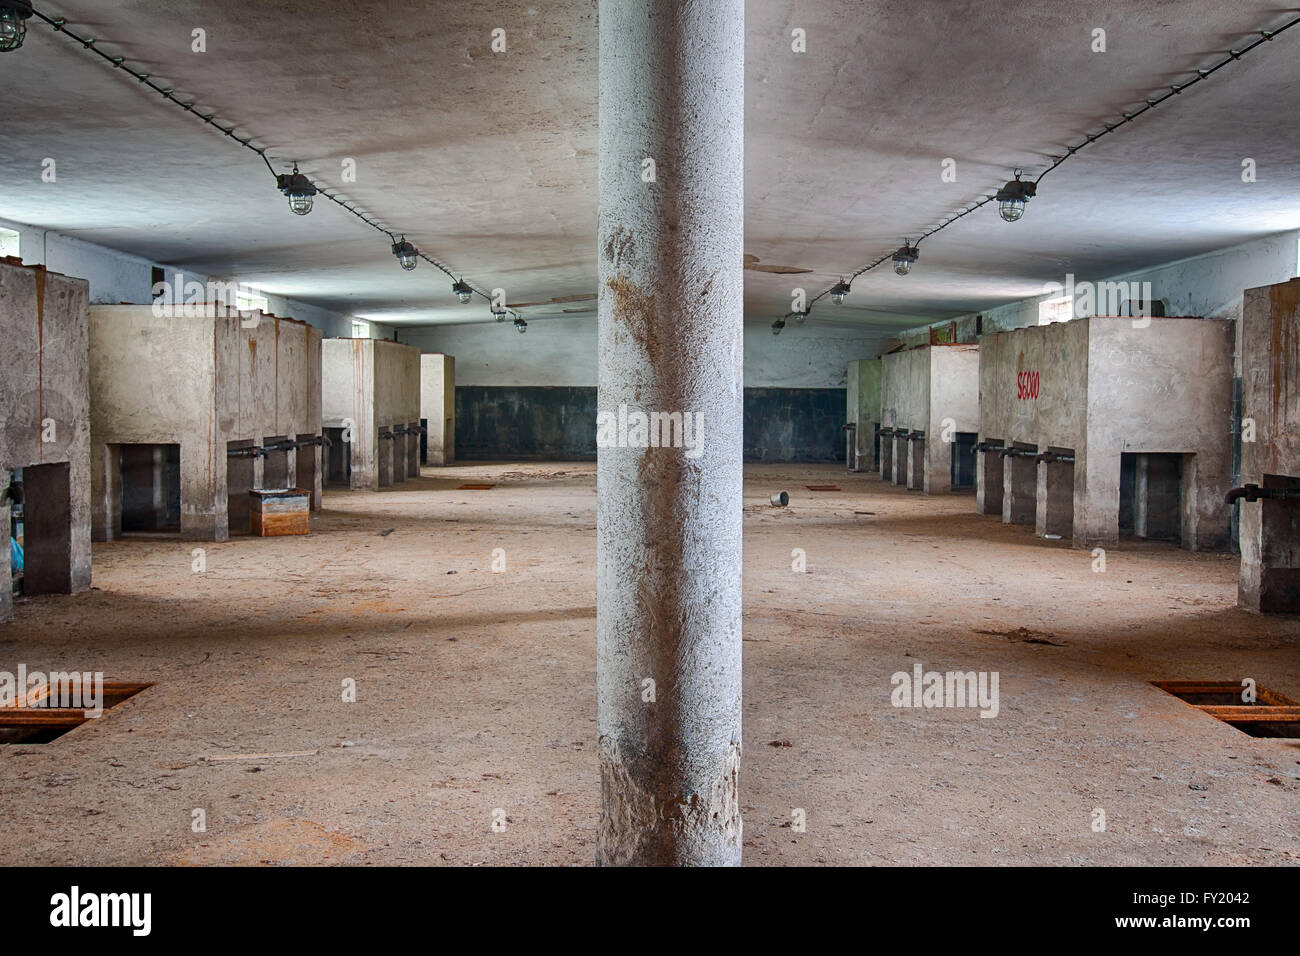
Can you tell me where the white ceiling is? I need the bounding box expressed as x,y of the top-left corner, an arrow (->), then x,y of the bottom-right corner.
2,0 -> 1299,331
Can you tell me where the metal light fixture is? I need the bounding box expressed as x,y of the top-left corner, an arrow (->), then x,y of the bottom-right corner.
0,1 -> 32,53
771,317 -> 786,336
995,170 -> 1036,222
829,279 -> 851,305
452,279 -> 473,304
276,163 -> 317,216
514,316 -> 527,334
492,307 -> 508,322
892,242 -> 920,277
392,238 -> 418,271
793,310 -> 809,324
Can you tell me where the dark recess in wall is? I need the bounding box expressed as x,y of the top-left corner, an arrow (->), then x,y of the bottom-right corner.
455,386 -> 846,463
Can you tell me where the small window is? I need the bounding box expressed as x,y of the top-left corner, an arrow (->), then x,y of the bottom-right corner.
0,228 -> 19,259
351,319 -> 371,339
236,288 -> 270,314
1038,296 -> 1073,325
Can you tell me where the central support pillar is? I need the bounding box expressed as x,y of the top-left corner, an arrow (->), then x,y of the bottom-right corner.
596,0 -> 744,866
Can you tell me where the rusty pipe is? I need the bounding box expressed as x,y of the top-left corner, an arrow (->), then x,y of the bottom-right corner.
1226,483 -> 1300,504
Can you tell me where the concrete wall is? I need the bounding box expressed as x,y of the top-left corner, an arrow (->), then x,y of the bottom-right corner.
925,346 -> 981,495
1238,277 -> 1300,610
897,232 -> 1299,367
399,317 -> 887,388
90,305 -> 323,539
880,345 -> 979,493
420,354 -> 455,465
399,319 -> 875,461
977,316 -> 1234,550
0,261 -> 92,622
454,386 -> 847,463
1085,319 -> 1234,550
0,215 -> 388,340
846,359 -> 882,470
322,338 -> 421,489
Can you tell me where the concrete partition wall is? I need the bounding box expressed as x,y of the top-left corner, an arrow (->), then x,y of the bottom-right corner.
880,345 -> 979,494
1239,278 -> 1300,611
0,261 -> 92,623
846,359 -> 882,471
420,353 -> 455,465
926,346 -> 980,495
980,322 -> 1088,532
978,317 -> 1232,549
881,348 -> 926,486
89,306 -> 323,541
322,339 -> 421,490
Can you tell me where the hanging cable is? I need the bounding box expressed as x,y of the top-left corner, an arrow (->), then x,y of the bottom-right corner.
26,6 -> 520,320
801,13 -> 1300,322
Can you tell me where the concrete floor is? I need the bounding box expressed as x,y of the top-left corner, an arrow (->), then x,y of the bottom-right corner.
1,462 -> 1297,865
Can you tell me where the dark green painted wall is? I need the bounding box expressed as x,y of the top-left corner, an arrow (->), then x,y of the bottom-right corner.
455,386 -> 846,463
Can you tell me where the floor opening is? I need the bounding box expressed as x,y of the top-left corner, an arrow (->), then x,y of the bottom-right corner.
1152,681 -> 1300,738
0,681 -> 153,745
119,444 -> 180,534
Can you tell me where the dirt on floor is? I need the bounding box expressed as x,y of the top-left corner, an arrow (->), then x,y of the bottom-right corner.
0,462 -> 1297,866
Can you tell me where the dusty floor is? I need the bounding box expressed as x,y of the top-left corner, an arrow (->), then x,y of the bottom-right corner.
1,462 -> 1297,865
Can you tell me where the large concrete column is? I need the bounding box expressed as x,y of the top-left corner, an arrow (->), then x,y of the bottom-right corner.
596,0 -> 744,867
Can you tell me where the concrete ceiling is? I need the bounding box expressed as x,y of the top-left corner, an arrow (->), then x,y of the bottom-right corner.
2,0 -> 1299,332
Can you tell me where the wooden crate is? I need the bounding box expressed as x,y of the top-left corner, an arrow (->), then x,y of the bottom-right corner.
250,488 -> 310,536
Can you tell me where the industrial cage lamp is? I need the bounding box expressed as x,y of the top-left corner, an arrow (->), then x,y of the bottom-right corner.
276,163 -> 317,216
995,170 -> 1037,222
892,242 -> 920,276
0,1 -> 33,53
392,238 -> 419,271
